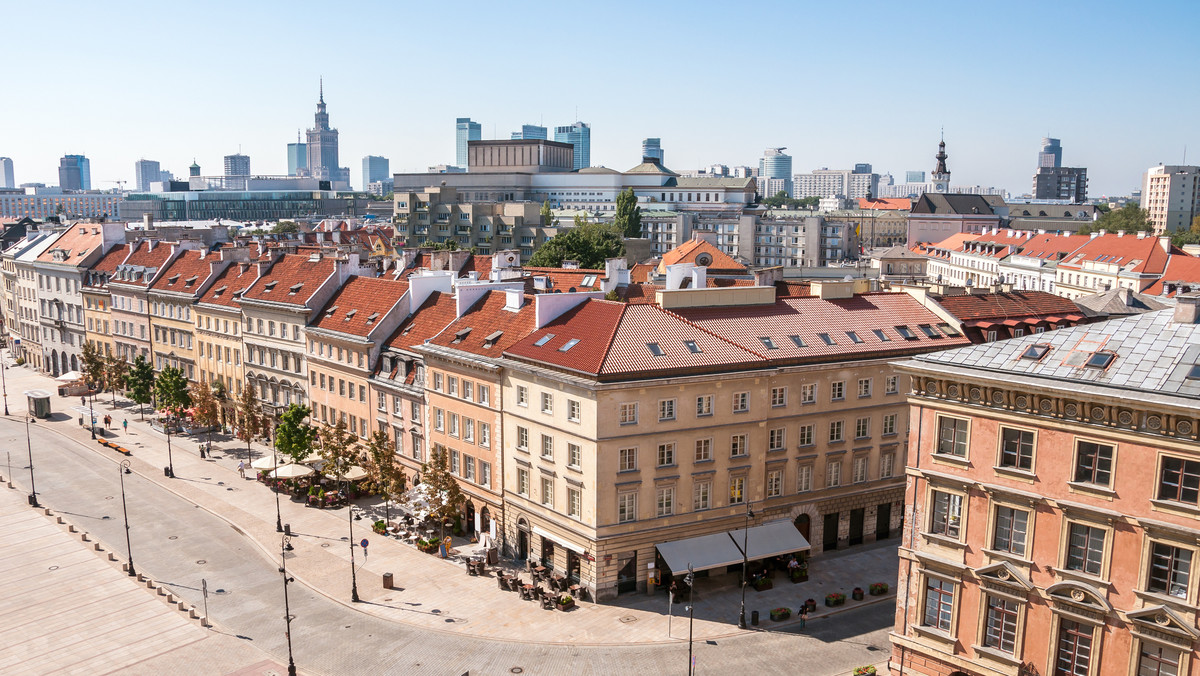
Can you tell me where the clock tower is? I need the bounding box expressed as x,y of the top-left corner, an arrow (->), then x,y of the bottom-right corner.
931,137 -> 950,193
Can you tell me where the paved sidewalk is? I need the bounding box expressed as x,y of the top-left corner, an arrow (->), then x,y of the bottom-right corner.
6,362 -> 900,646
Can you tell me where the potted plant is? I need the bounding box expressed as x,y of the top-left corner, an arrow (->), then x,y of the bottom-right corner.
789,560 -> 809,582
869,582 -> 889,596
805,598 -> 817,612
753,576 -> 773,592
769,607 -> 791,622
852,587 -> 865,601
373,520 -> 387,535
854,667 -> 877,676
556,593 -> 575,611
825,592 -> 846,607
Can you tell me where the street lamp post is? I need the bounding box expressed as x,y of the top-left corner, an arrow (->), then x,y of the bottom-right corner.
1,343 -> 9,416
88,386 -> 96,440
348,495 -> 360,602
119,459 -> 135,577
164,419 -> 175,479
280,535 -> 297,676
25,412 -> 38,507
686,564 -> 696,676
738,502 -> 755,629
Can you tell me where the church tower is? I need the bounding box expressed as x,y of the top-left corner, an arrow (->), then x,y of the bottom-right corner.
931,136 -> 950,193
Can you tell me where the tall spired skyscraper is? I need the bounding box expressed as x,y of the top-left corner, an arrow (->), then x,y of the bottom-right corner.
306,80 -> 341,183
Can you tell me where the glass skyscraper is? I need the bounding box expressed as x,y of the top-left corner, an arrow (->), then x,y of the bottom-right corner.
58,154 -> 90,191
554,122 -> 591,170
511,124 -> 547,140
759,148 -> 792,196
456,117 -> 481,167
134,159 -> 161,192
642,138 -> 663,163
287,142 -> 307,176
362,155 -> 390,190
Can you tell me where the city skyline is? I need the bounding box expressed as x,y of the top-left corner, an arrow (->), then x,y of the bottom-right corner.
2,0 -> 1197,197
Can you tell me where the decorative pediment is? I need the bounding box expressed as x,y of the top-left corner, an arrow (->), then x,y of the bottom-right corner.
1047,581 -> 1111,621
1126,605 -> 1199,643
976,561 -> 1033,591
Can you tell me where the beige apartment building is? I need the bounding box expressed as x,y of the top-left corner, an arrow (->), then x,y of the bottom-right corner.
147,249 -> 236,380
1142,164 -> 1200,234
393,185 -> 551,259
194,257 -> 258,422
82,244 -> 132,357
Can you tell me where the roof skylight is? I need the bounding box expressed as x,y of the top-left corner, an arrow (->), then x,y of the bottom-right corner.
646,342 -> 665,357
818,333 -> 835,346
534,333 -> 555,347
759,337 -> 778,350
918,324 -> 942,338
846,331 -> 863,344
559,338 -> 580,352
1021,344 -> 1051,361
789,335 -> 806,348
937,323 -> 961,337
1085,351 -> 1115,369
684,340 -> 702,353
895,325 -> 918,340
872,329 -> 890,342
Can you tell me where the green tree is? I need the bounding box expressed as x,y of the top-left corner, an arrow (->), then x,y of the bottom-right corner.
125,355 -> 155,420
276,403 -> 316,465
364,430 -> 406,526
540,199 -> 557,228
528,221 -> 626,269
236,384 -> 266,460
421,444 -> 464,540
154,365 -> 192,416
613,188 -> 641,237
209,379 -> 229,428
104,353 -> 129,405
80,341 -> 106,392
318,418 -> 359,484
272,220 -> 299,234
189,380 -> 220,448
1086,203 -> 1153,234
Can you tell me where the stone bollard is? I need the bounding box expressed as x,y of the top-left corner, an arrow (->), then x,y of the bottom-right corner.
57,516 -> 64,524
68,525 -> 77,533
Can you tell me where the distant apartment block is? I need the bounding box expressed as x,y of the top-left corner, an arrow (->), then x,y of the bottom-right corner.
1142,164 -> 1200,234
59,154 -> 91,191
0,157 -> 13,188
134,159 -> 161,192
795,168 -> 879,200
362,155 -> 390,191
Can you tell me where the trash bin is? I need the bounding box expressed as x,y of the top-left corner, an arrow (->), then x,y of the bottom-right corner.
383,572 -> 394,589
751,610 -> 760,626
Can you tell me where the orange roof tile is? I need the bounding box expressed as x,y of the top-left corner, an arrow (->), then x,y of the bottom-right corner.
83,244 -> 132,288
1011,233 -> 1091,261
934,291 -> 1081,321
35,222 -> 105,265
111,240 -> 177,288
241,253 -> 337,306
1143,255 -> 1200,296
1059,233 -> 1172,275
660,238 -> 747,274
197,260 -> 260,308
629,262 -> 656,283
386,291 -> 460,351
427,290 -> 537,357
310,276 -> 409,337
524,267 -> 606,292
150,249 -> 222,295
857,197 -> 911,210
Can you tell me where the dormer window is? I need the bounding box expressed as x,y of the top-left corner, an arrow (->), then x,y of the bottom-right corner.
366,312 -> 379,324
344,309 -> 357,321
289,283 -> 303,294
185,275 -> 198,286
168,274 -> 180,285
483,330 -> 503,348
212,285 -> 227,297
452,328 -> 472,344
263,280 -> 278,292
324,305 -> 338,315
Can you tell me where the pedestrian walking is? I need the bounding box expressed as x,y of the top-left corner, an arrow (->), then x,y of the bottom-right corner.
81,396 -> 86,407
799,606 -> 808,629
104,415 -> 111,429
122,419 -> 128,433
237,460 -> 245,478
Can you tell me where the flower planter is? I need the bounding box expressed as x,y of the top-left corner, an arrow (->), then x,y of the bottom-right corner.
769,608 -> 791,622
789,569 -> 808,583
805,598 -> 817,612
869,583 -> 889,596
852,587 -> 865,601
752,578 -> 773,592
824,593 -> 846,607
556,599 -> 575,611
854,667 -> 877,676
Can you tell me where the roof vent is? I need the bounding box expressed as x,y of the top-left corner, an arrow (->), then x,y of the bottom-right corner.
366,312 -> 379,324
483,330 -> 503,347
289,282 -> 303,294
452,328 -> 472,343
344,309 -> 357,320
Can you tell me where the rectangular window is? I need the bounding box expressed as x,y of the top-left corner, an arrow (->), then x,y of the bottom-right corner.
540,392 -> 552,414
886,375 -> 899,394
1159,456 -> 1200,505
433,372 -> 443,391
922,577 -> 954,631
618,402 -> 638,425
1055,620 -> 1093,676
880,452 -> 895,479
767,469 -> 782,497
434,408 -> 444,431
695,395 -> 712,417
516,426 -> 528,450
450,450 -> 460,475
730,434 -> 747,457
517,385 -> 528,406
541,477 -> 554,507
568,443 -> 581,468
659,399 -> 676,421
797,465 -> 812,492
618,492 -> 637,523
801,383 -> 816,404
694,438 -> 712,462
999,427 -> 1035,471
826,460 -> 841,487
855,417 -> 870,439
732,392 -> 749,413
1148,542 -> 1192,598
479,385 -> 490,406
853,456 -> 868,483
992,505 -> 1029,556
1073,440 -> 1113,486
829,420 -> 844,443
657,443 -> 675,466
1066,522 -> 1105,575
447,376 -> 458,396
830,381 -> 844,400
770,387 -> 787,407
693,481 -> 711,510
479,422 -> 490,448
541,434 -> 554,460
656,487 -> 675,517
768,428 -> 785,451
567,487 -> 581,518
857,378 -> 872,398
729,476 -> 745,504
1139,644 -> 1181,676
930,490 -> 963,538
464,456 -> 475,482
567,399 -> 580,422
463,419 -> 474,443
984,595 -> 1019,654
449,413 -> 459,437
882,413 -> 897,436
619,447 -> 637,472
937,416 -> 969,457
798,424 -> 814,447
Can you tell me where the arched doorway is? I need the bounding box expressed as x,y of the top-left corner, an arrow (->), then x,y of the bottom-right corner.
480,506 -> 491,536
49,350 -> 59,376
464,500 -> 476,536
61,351 -> 68,375
516,518 -> 530,560
70,354 -> 78,373
794,513 -> 811,542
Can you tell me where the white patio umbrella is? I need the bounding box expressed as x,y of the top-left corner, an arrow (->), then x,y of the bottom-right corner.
270,463 -> 315,479
251,455 -> 282,471
343,465 -> 369,481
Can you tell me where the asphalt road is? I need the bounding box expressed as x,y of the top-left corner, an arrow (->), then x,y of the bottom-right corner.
3,416 -> 893,675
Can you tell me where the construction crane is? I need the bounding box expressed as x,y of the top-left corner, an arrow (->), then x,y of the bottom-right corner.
104,180 -> 127,192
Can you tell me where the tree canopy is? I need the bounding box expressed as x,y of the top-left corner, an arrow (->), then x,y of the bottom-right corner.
614,188 -> 643,238
124,355 -> 155,419
540,199 -> 557,228
762,191 -> 817,209
420,445 -> 464,536
276,403 -> 316,465
1078,203 -> 1153,235
236,384 -> 266,459
154,365 -> 192,415
528,220 -> 625,269
272,220 -> 299,234
103,353 -> 128,405
80,342 -> 106,390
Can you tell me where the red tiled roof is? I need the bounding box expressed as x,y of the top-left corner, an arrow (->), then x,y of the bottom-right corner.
241,253 -> 337,305
661,238 -> 747,274
111,240 -> 177,287
618,283 -> 659,304
525,267 -> 606,292
707,278 -> 755,288
197,260 -> 260,308
460,255 -> 493,279
310,276 -> 409,337
630,262 -> 656,284
775,281 -> 812,298
83,244 -> 131,288
934,291 -> 1081,321
397,253 -> 433,280
1143,255 -> 1200,296
1012,233 -> 1091,261
35,222 -> 104,264
386,291 -> 460,351
426,290 -> 537,357
150,249 -> 221,295
1059,233 -> 1171,275
857,198 -> 910,211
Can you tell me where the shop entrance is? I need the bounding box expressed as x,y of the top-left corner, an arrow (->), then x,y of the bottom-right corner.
876,502 -> 892,540
849,508 -> 865,546
617,551 -> 638,594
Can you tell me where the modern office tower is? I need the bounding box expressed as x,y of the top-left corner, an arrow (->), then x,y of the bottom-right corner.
510,124 -> 547,140
758,148 -> 793,196
58,154 -> 90,191
224,154 -> 251,177
554,122 -> 591,170
0,157 -> 13,188
1142,164 -> 1200,234
362,155 -> 390,191
306,80 -> 341,182
905,170 -> 925,183
456,117 -> 481,167
134,159 -> 161,192
853,163 -> 872,174
159,170 -> 174,183
287,139 -> 308,176
1038,137 -> 1062,168
642,138 -> 664,163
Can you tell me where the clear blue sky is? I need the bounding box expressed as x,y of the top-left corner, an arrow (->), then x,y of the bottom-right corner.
6,0 -> 1198,197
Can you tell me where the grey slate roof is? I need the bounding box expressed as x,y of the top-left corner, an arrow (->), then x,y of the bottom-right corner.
1074,287 -> 1173,318
911,308 -> 1200,399
911,193 -> 997,216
